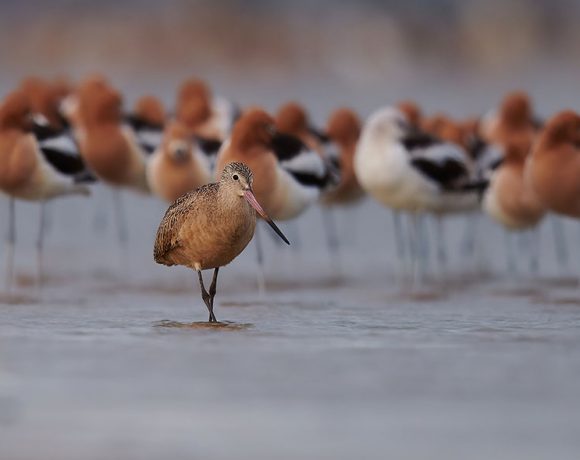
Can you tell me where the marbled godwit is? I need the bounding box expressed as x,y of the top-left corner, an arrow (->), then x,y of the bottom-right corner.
354,107 -> 485,284
153,162 -> 289,322
0,90 -> 91,288
147,121 -> 212,203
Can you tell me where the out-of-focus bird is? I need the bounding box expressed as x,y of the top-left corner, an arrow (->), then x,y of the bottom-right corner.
147,121 -> 212,203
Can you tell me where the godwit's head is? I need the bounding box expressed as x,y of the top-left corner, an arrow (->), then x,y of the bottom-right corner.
0,90 -> 32,130
220,162 -> 290,245
499,91 -> 532,129
231,109 -> 276,152
537,110 -> 580,151
275,102 -> 308,136
364,107 -> 409,142
161,121 -> 193,164
326,108 -> 361,147
134,95 -> 166,127
397,100 -> 422,127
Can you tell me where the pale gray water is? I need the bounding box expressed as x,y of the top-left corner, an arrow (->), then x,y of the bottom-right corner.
1,190 -> 580,460
2,55 -> 580,458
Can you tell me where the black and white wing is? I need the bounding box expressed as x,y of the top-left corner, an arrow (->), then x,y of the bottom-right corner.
467,135 -> 504,181
196,136 -> 223,157
271,132 -> 331,188
404,131 -> 484,191
36,130 -> 96,183
124,114 -> 163,155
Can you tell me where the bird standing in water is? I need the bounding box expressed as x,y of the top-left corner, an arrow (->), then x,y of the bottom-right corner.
153,162 -> 290,322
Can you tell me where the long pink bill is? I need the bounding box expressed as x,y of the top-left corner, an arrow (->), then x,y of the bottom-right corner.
244,190 -> 290,245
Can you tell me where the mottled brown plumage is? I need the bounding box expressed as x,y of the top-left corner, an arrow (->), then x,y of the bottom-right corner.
153,162 -> 289,322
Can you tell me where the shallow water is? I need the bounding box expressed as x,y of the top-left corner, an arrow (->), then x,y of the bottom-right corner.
1,191 -> 580,460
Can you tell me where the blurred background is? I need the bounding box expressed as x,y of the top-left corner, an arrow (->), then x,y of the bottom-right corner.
2,0 -> 580,116
2,2 -> 580,460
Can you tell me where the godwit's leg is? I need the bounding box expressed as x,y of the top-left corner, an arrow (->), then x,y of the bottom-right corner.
208,267 -> 220,322
322,207 -> 340,271
5,198 -> 16,292
36,201 -> 48,290
550,216 -> 568,275
254,222 -> 266,295
197,269 -> 217,323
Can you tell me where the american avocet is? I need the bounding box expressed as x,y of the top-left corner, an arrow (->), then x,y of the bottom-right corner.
76,81 -> 151,249
315,108 -> 364,266
484,140 -> 545,272
479,92 -> 554,273
216,109 -> 329,221
20,77 -> 69,134
397,100 -> 422,128
125,95 -> 166,155
215,109 -> 330,288
481,91 -> 541,146
275,102 -> 327,156
0,90 -> 91,289
526,111 -> 580,218
526,110 -> 580,280
77,82 -> 149,193
320,108 -> 364,206
176,77 -> 239,142
147,121 -> 212,203
153,162 -> 289,322
354,107 -> 485,283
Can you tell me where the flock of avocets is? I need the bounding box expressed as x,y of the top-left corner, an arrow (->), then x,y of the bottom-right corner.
1,75 -> 579,317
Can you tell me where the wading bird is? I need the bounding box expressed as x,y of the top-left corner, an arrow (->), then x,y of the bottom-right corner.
153,162 -> 289,322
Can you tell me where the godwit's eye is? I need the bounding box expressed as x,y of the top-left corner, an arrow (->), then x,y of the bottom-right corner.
233,174 -> 239,181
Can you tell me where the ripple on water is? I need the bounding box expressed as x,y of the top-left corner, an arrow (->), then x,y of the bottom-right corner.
152,320 -> 254,330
